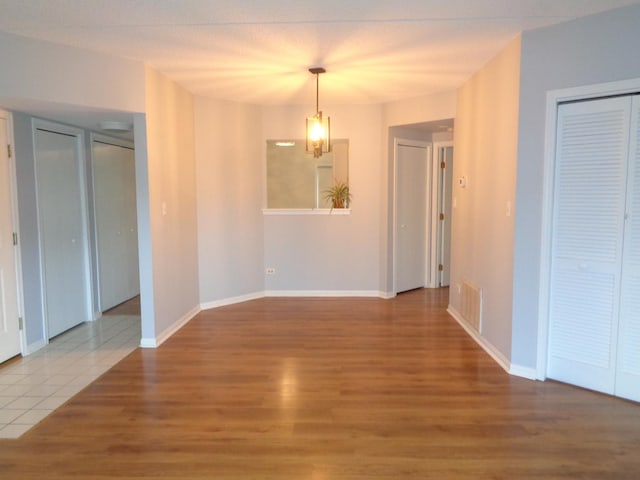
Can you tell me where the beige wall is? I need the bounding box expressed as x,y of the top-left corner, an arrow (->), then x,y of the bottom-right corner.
449,35 -> 521,360
380,92 -> 457,293
0,30 -> 144,113
142,67 -> 200,343
195,96 -> 264,304
262,103 -> 384,293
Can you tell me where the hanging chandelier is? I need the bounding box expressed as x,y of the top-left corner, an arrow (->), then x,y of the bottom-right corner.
306,67 -> 331,158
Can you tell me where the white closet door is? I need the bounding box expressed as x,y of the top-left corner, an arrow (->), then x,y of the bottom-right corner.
616,95 -> 640,402
396,143 -> 428,293
547,97 -> 631,394
93,141 -> 138,311
35,127 -> 90,338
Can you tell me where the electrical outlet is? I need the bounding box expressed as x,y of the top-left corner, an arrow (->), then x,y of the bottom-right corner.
265,267 -> 276,275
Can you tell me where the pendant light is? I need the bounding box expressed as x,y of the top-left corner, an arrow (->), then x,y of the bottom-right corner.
306,67 -> 331,158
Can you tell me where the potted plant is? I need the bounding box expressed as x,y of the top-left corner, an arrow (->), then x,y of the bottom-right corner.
324,180 -> 352,209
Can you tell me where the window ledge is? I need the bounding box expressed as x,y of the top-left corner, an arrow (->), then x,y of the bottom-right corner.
262,208 -> 352,216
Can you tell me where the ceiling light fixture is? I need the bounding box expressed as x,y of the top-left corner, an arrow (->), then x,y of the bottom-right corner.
98,120 -> 132,133
306,67 -> 331,158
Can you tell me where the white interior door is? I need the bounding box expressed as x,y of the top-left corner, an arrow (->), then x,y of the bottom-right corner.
0,114 -> 21,362
35,126 -> 90,338
93,139 -> 139,311
547,97 -> 631,394
437,145 -> 453,287
395,141 -> 429,293
616,95 -> 640,402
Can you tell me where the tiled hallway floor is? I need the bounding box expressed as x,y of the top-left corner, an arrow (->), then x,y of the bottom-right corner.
0,313 -> 140,439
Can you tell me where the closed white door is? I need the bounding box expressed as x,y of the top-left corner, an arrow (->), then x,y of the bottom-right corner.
35,126 -> 90,338
437,145 -> 453,287
93,140 -> 139,311
0,114 -> 21,362
396,142 -> 429,293
616,95 -> 640,402
548,95 -> 640,402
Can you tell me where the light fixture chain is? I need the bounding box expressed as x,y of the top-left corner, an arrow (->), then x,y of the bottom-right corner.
316,73 -> 319,113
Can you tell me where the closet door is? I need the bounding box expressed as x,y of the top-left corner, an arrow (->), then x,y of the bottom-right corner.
35,126 -> 91,338
547,97 -> 631,394
93,140 -> 138,311
616,95 -> 640,402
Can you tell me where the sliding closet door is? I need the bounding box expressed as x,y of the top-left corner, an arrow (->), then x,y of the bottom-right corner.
616,96 -> 640,402
547,97 -> 631,394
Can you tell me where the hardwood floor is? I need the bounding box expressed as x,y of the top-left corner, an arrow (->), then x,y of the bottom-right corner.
1,288 -> 639,479
103,295 -> 141,316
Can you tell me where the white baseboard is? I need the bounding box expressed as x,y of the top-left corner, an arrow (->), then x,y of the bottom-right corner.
447,305 -> 512,375
200,291 -> 265,311
139,305 -> 201,349
509,364 -> 537,380
23,338 -> 47,356
265,290 -> 384,298
139,337 -> 157,348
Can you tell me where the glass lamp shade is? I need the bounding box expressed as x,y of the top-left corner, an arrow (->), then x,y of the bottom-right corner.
306,111 -> 331,158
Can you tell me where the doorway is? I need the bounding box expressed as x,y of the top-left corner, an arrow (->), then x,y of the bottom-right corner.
435,143 -> 454,287
539,80 -> 640,403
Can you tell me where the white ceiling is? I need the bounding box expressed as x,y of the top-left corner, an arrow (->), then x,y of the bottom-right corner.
0,0 -> 638,108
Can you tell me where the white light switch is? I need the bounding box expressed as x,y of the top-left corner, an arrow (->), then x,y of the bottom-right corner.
161,201 -> 167,216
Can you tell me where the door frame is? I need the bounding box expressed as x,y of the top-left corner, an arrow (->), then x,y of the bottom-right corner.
32,119 -> 93,341
433,141 -> 454,287
537,77 -> 640,380
392,137 -> 433,294
0,109 -> 27,354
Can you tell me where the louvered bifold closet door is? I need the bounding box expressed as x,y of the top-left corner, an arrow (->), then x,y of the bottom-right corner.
547,97 -> 631,394
616,95 -> 640,402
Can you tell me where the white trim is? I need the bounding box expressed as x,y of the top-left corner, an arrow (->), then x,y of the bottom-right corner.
140,305 -> 201,348
262,208 -> 351,215
265,290 -> 384,298
200,291 -> 265,310
447,305 -> 511,375
537,77 -> 640,381
23,338 -> 47,356
509,364 -> 537,380
139,337 -> 157,348
90,133 -> 134,150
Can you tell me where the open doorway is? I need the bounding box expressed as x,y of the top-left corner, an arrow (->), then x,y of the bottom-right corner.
390,119 -> 454,295
7,106 -> 144,355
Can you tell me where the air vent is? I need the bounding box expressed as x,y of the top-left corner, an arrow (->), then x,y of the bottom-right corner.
461,280 -> 482,333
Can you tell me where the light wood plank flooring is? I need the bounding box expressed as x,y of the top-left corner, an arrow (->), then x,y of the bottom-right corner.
0,288 -> 639,479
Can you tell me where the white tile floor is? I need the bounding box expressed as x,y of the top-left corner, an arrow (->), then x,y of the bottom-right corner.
0,314 -> 140,439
